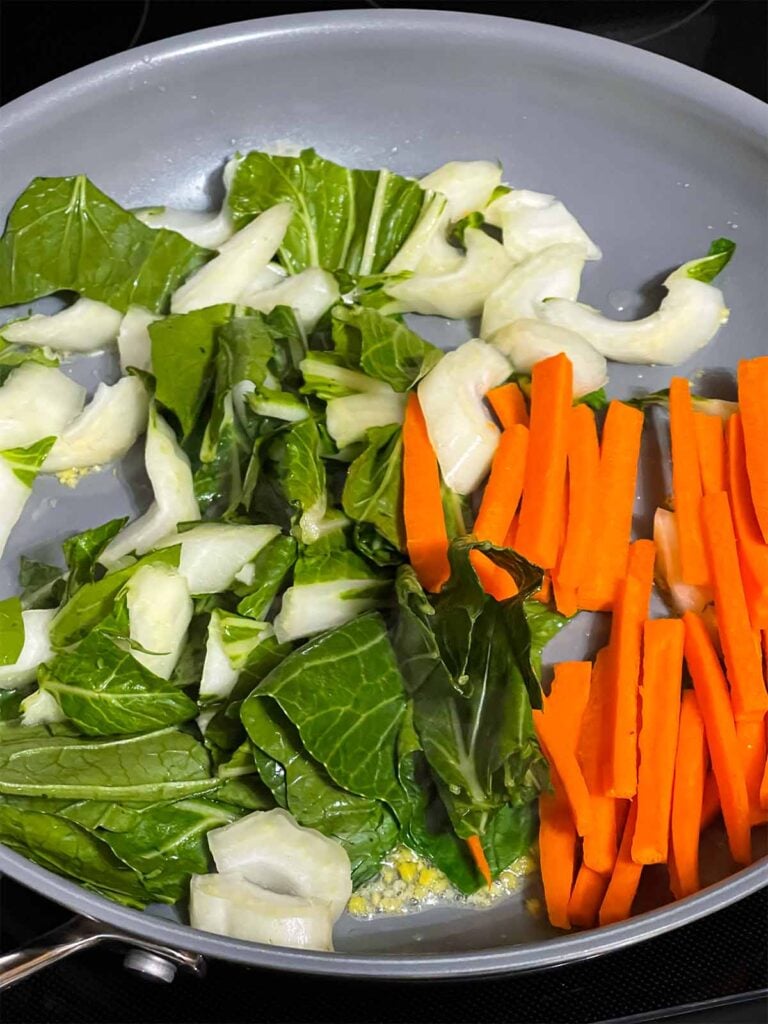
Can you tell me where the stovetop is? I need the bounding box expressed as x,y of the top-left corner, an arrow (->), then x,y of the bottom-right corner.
0,2 -> 766,1022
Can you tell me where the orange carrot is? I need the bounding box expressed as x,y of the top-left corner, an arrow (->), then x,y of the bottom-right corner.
738,356 -> 768,543
694,410 -> 726,496
554,404 -> 600,614
568,864 -> 609,929
471,425 -> 529,598
701,770 -> 721,830
669,377 -> 709,586
516,354 -> 573,569
700,491 -> 768,722
487,382 -> 529,429
577,402 -> 644,612
726,415 -> 768,629
403,394 -> 450,592
533,662 -> 593,837
761,750 -> 768,811
578,649 -> 620,874
466,835 -> 492,889
683,612 -> 752,865
539,766 -> 577,930
607,540 -> 656,799
533,574 -> 552,605
633,619 -> 685,864
736,718 -> 768,825
669,691 -> 707,898
599,801 -> 642,926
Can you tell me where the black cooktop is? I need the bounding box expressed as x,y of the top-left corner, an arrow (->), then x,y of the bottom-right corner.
1,3 -> 766,1022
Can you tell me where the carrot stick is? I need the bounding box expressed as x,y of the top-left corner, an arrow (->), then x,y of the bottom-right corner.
701,770 -> 721,830
568,864 -> 609,929
726,414 -> 768,630
738,356 -> 768,543
577,402 -> 644,612
633,619 -> 685,864
539,766 -> 577,930
669,691 -> 707,898
736,718 -> 768,825
533,574 -> 552,605
683,612 -> 752,865
471,425 -> 529,598
554,404 -> 600,614
694,410 -> 726,496
533,661 -> 593,837
607,540 -> 657,799
403,394 -> 450,593
466,835 -> 493,889
599,801 -> 642,926
577,650 -> 620,874
700,491 -> 768,721
516,354 -> 573,569
487,382 -> 529,429
669,378 -> 709,586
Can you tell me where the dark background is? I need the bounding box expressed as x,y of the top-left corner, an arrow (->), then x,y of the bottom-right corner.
1,3 -> 766,1023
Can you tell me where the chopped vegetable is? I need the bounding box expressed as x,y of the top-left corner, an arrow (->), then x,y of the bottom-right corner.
402,394 -> 450,593
516,353 -> 573,569
683,612 -> 751,865
492,320 -> 607,400
485,189 -> 601,263
0,609 -> 55,688
653,507 -> 712,617
117,306 -> 160,373
0,437 -> 55,560
700,491 -> 768,722
669,378 -> 709,586
0,364 -> 85,450
633,619 -> 684,864
599,801 -> 642,926
694,410 -> 725,496
486,381 -> 529,429
736,719 -> 768,826
737,357 -> 768,543
0,297 -> 122,353
670,690 -> 708,898
538,764 -> 577,930
577,402 -> 643,612
419,160 -> 502,221
568,864 -> 609,929
726,414 -> 768,629
465,835 -> 492,889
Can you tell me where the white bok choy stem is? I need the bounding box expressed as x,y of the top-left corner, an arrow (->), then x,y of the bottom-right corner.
0,609 -> 56,688
0,364 -> 85,449
199,613 -> 274,702
274,579 -> 385,645
99,405 -> 200,566
153,523 -> 280,595
42,376 -> 149,472
0,297 -> 123,353
419,160 -> 502,221
117,306 -> 161,373
491,320 -> 608,399
240,267 -> 340,333
326,391 -> 406,448
126,564 -> 193,680
417,339 -> 510,495
485,189 -> 602,263
0,437 -> 54,560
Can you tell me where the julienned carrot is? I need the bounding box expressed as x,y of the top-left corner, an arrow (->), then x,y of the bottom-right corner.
633,619 -> 685,864
599,801 -> 642,926
516,354 -> 573,569
607,540 -> 656,799
487,382 -> 529,429
736,719 -> 768,825
471,425 -> 529,598
683,612 -> 752,865
403,394 -> 450,593
700,491 -> 768,721
576,650 -> 619,874
694,410 -> 726,496
533,662 -> 593,836
466,835 -> 492,889
670,691 -> 707,898
701,770 -> 721,830
738,357 -> 768,543
726,415 -> 768,629
533,574 -> 552,605
539,766 -> 577,930
577,402 -> 644,612
568,864 -> 609,929
669,378 -> 709,586
554,404 -> 600,616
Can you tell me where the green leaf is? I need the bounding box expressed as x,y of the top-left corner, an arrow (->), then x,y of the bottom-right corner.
342,424 -> 404,551
390,539 -> 546,861
256,613 -> 406,807
0,340 -> 58,385
449,210 -> 484,247
150,304 -> 233,437
235,534 -> 297,620
194,393 -> 249,518
280,416 -> 328,542
0,436 -> 55,486
18,558 -> 65,610
0,596 -> 25,666
241,695 -> 398,886
683,238 -> 735,283
0,687 -> 29,721
62,518 -> 128,595
331,305 -> 442,392
49,545 -> 181,649
215,775 -> 276,811
229,148 -> 426,275
40,630 -> 198,736
0,723 -> 215,801
481,800 -> 538,879
523,599 -> 568,679
576,387 -> 608,411
0,176 -> 209,313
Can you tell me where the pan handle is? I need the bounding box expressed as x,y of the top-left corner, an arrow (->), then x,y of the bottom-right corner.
0,914 -> 205,991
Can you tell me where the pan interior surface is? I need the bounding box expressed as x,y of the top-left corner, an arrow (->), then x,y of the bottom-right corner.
0,9 -> 766,976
